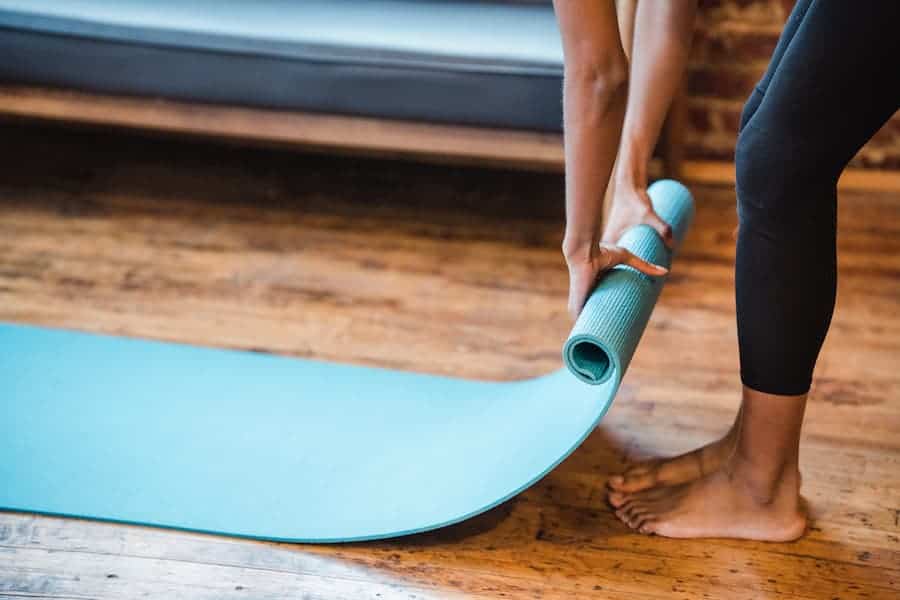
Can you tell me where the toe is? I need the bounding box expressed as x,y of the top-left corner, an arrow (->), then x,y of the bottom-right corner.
623,506 -> 646,529
648,521 -> 675,538
607,490 -> 629,508
638,519 -> 658,535
607,474 -> 625,489
607,462 -> 653,491
631,512 -> 653,531
628,504 -> 655,529
614,506 -> 635,527
617,469 -> 659,494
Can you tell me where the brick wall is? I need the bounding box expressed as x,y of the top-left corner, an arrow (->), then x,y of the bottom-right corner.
686,0 -> 900,169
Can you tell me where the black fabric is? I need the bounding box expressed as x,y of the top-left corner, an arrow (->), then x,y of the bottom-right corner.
0,2 -> 564,132
735,0 -> 900,395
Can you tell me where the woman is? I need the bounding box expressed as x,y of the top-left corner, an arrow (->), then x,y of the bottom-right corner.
558,0 -> 900,541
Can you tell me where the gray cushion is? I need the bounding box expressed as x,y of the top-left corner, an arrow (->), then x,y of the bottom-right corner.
0,0 -> 565,131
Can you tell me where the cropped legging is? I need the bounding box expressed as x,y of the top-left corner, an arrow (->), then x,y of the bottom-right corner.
735,0 -> 900,395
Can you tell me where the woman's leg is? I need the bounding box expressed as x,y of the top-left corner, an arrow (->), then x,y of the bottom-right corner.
735,0 -> 899,398
608,0 -> 810,495
737,0 -> 813,132
611,0 -> 900,539
613,388 -> 808,541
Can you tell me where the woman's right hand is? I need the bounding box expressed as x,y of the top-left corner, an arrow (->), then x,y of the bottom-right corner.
564,183 -> 674,320
564,241 -> 668,320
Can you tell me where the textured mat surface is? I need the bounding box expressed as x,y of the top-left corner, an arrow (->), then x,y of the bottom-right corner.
0,180 -> 693,542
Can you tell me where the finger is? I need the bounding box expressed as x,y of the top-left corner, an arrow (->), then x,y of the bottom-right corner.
644,211 -> 675,249
567,288 -> 582,321
567,274 -> 591,320
621,250 -> 668,277
594,245 -> 614,271
568,296 -> 581,321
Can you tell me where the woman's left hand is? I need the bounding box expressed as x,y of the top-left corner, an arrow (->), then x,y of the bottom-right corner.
602,183 -> 675,249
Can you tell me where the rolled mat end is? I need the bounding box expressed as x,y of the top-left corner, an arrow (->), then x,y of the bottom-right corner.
562,179 -> 694,385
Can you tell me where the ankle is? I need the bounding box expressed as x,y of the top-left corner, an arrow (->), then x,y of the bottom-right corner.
722,421 -> 740,446
726,453 -> 800,505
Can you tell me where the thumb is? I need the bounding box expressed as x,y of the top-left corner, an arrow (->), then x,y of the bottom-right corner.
622,249 -> 669,278
645,211 -> 675,249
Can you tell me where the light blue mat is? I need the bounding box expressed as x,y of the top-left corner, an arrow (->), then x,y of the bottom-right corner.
0,180 -> 693,542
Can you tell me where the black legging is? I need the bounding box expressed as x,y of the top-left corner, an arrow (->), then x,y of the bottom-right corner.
735,0 -> 900,395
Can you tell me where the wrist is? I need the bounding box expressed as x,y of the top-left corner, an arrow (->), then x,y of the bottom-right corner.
614,170 -> 646,194
614,142 -> 651,191
562,236 -> 597,263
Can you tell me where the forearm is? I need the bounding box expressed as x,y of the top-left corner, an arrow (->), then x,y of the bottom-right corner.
561,68 -> 628,258
554,0 -> 628,260
615,0 -> 697,190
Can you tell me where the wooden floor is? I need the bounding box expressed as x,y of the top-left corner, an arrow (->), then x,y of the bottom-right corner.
1,121 -> 898,600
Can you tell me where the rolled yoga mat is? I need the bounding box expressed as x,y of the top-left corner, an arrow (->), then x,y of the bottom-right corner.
0,179 -> 693,542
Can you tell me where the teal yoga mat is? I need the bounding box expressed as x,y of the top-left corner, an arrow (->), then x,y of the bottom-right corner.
0,179 -> 693,542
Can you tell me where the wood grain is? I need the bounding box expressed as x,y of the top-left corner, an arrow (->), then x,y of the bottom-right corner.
0,121 -> 897,599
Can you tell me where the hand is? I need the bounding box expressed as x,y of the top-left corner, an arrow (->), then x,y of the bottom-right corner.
602,184 -> 675,248
564,242 -> 668,320
563,183 -> 674,320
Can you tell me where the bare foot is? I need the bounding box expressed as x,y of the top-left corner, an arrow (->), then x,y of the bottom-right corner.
610,457 -> 807,541
607,424 -> 739,496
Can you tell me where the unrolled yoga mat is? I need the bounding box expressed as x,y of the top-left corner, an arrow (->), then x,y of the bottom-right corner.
0,179 -> 693,542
